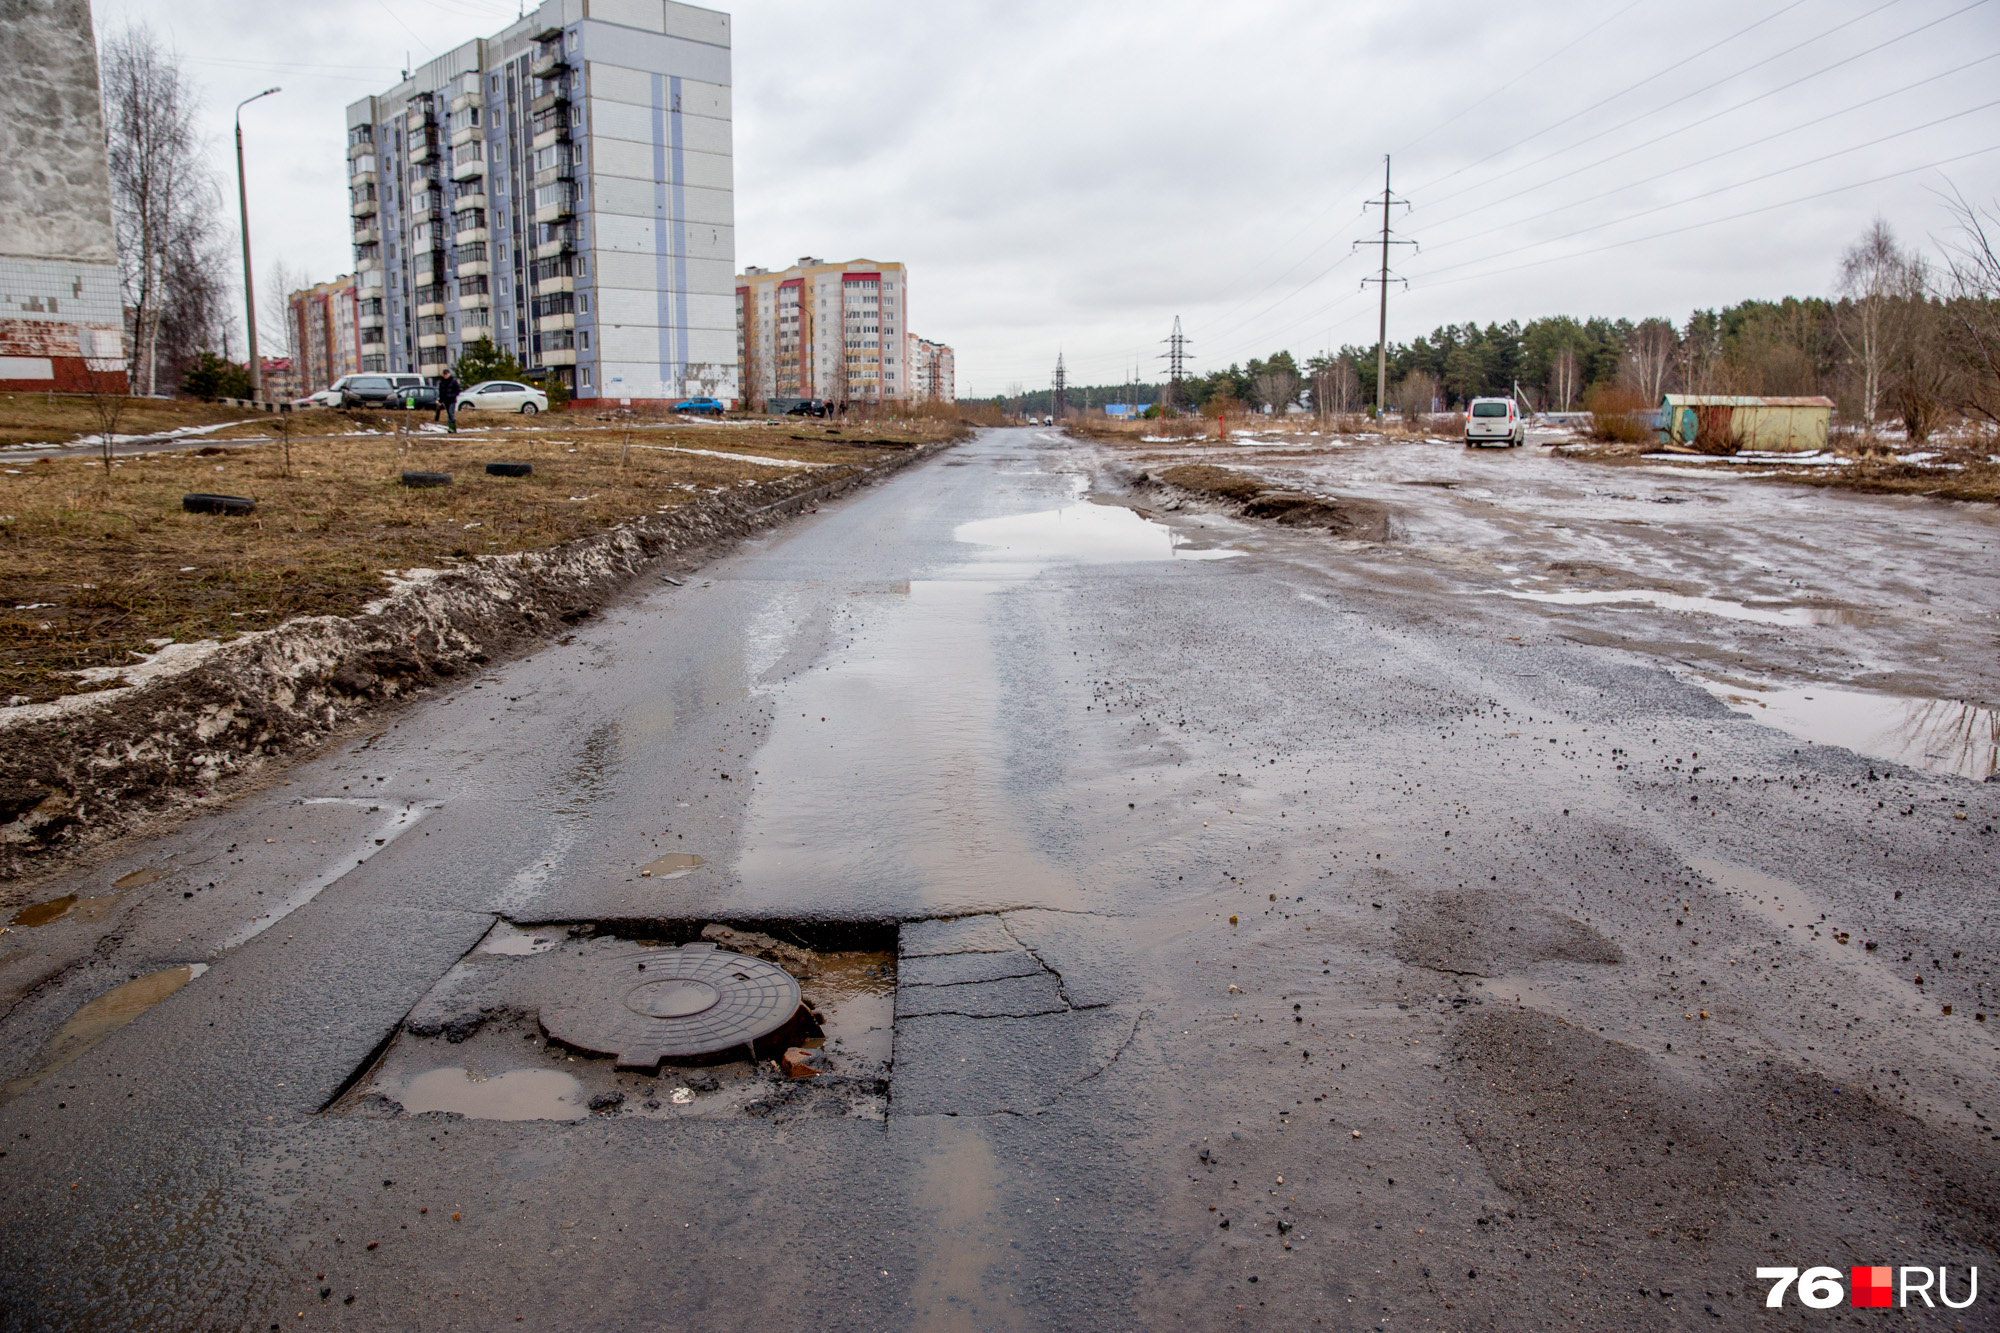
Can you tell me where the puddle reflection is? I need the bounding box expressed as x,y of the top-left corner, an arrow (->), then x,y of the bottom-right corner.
394,1066 -> 587,1121
639,852 -> 706,880
953,501 -> 1238,566
2,963 -> 208,1098
1696,677 -> 1998,780
1503,587 -> 1855,628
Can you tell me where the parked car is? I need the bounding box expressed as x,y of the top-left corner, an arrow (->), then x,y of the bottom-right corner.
303,376 -> 355,408
768,397 -> 830,418
1464,396 -> 1525,447
339,375 -> 436,410
455,380 -> 549,415
673,396 -> 725,416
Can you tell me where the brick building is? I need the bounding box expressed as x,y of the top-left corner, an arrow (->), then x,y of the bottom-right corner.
288,275 -> 361,394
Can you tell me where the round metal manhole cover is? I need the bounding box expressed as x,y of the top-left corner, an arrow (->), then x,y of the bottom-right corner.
538,942 -> 801,1068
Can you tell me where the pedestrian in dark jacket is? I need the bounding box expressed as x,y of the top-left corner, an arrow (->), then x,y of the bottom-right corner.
437,372 -> 461,431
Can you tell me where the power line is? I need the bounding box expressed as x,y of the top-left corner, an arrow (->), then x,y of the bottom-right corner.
1158,317 -> 1190,413
1406,0 -> 1814,199
1414,102 -> 2000,283
1357,157 -> 1417,413
1420,0 -> 1963,217
1417,142 -> 2000,293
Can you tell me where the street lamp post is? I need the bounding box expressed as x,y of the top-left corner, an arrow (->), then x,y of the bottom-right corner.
235,86 -> 281,401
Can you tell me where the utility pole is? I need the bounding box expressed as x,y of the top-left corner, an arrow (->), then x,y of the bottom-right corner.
1158,316 -> 1189,414
1052,352 -> 1068,420
1354,155 -> 1415,416
235,86 -> 281,401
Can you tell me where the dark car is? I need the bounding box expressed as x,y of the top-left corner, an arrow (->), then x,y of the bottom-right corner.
672,396 -> 725,416
768,397 -> 830,418
341,374 -> 438,410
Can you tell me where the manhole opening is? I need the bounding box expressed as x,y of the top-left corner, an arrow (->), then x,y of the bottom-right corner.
324,918 -> 900,1125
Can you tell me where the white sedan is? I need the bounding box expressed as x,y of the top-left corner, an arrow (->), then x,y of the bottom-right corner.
301,376 -> 354,407
456,380 -> 548,415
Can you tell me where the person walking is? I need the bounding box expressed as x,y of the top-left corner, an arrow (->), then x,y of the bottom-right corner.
437,370 -> 461,433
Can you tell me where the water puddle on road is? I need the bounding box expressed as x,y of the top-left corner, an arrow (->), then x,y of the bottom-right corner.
1500,587 -> 1856,627
477,922 -> 561,956
639,852 -> 706,879
953,501 -> 1239,565
112,868 -> 159,890
392,1066 -> 587,1121
1694,677 -> 1999,781
9,894 -> 118,928
802,950 -> 896,1067
1,963 -> 209,1098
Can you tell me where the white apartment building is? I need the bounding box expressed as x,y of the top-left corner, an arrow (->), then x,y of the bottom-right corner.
906,334 -> 954,403
735,258 -> 906,407
345,0 -> 735,406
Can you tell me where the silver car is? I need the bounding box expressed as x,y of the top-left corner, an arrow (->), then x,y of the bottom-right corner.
456,380 -> 549,415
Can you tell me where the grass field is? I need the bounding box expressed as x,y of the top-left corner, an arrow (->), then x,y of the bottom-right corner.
1,418 -> 947,704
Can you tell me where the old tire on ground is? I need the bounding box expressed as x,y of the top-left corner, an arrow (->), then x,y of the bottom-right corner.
400,471 -> 451,488
485,462 -> 532,477
181,493 -> 256,516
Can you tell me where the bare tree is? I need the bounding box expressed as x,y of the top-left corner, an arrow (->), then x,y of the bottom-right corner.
1938,188 -> 2000,430
1836,218 -> 1917,434
101,24 -> 227,396
1252,367 -> 1300,418
1884,258 -> 1953,443
1619,319 -> 1677,406
1393,370 -> 1438,420
1547,347 -> 1580,412
264,258 -> 306,391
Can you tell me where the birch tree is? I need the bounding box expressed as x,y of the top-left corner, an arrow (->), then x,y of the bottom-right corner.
1836,219 -> 1915,434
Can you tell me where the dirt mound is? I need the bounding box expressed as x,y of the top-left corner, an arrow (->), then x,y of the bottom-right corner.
1150,464 -> 1390,539
1394,888 -> 1622,976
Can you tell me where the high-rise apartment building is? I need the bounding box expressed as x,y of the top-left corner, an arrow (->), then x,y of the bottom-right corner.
906,335 -> 954,403
735,258 -> 907,408
346,0 -> 735,407
288,275 -> 361,395
0,0 -> 124,393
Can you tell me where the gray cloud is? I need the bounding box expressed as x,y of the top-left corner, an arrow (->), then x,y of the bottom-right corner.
92,0 -> 2000,394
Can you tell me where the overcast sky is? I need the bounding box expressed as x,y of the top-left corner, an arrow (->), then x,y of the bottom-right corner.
91,0 -> 2000,396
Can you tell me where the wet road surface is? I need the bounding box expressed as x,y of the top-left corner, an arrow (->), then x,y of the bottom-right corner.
1,426 -> 1997,1330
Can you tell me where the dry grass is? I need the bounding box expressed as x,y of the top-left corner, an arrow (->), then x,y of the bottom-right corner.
0,419 -> 951,703
0,393 -> 278,449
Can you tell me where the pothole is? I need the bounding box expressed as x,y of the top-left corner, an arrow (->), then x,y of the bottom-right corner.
326,919 -> 899,1124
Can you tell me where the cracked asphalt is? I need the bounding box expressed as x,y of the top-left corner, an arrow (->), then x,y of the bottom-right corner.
1,426 -> 1997,1330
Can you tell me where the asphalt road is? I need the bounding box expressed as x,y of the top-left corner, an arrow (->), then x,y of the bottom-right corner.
1,426 -> 1996,1331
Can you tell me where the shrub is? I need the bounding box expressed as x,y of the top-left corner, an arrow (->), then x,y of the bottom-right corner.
181,350 -> 253,402
1582,384 -> 1652,445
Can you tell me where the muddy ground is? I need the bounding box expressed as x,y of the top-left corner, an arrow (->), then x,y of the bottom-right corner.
0,426 -> 1995,1331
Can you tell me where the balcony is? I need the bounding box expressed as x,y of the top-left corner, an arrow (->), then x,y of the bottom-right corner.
533,226 -> 575,260
461,291 -> 493,311
533,274 -> 574,295
530,47 -> 568,79
540,348 -> 577,367
455,228 -> 490,248
451,157 -> 485,184
452,187 -> 488,212
456,259 -> 491,279
349,156 -> 376,181
348,132 -> 374,160
418,344 -> 449,367
530,84 -> 570,117
349,186 -> 379,218
410,138 -> 436,165
531,183 -> 574,226
352,223 -> 380,246
537,313 -> 575,333
530,107 -> 570,152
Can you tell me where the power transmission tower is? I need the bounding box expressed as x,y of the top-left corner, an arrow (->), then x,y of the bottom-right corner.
1354,155 -> 1416,416
1052,352 -> 1067,420
1158,316 -> 1189,414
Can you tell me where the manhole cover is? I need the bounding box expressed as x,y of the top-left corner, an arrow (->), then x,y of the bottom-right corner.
538,942 -> 801,1068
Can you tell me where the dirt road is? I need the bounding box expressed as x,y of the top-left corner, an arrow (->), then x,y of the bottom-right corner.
0,427 -> 1994,1330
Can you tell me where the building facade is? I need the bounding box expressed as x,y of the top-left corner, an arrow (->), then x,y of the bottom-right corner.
288,275 -> 361,395
906,334 -> 954,403
346,0 -> 734,408
735,258 -> 907,408
0,0 -> 125,393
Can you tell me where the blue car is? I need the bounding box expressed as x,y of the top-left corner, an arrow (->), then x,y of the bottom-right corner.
673,397 -> 725,415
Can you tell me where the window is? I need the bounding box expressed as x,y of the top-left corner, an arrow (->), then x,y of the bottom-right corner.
581,331 -> 589,350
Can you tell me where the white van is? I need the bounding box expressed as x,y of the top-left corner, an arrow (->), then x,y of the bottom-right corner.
1465,397 -> 1525,447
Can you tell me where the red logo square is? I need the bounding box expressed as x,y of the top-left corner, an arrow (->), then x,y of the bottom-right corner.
1851,1266 -> 1893,1308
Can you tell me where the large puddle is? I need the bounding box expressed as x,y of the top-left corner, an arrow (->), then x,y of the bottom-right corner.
1695,676 -> 1999,780
953,501 -> 1238,565
2,963 -> 209,1098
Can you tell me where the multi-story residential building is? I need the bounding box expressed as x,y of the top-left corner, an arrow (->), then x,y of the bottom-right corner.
735,258 -> 907,408
906,335 -> 954,403
0,0 -> 125,393
259,357 -> 300,403
288,275 -> 361,395
345,0 -> 735,407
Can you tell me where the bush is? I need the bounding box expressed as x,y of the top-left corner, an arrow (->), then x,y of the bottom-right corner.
181,350 -> 253,402
1582,384 -> 1652,445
